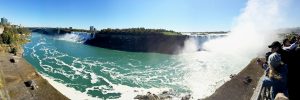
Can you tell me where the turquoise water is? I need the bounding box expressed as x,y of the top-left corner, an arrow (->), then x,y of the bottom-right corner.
23,32 -> 248,99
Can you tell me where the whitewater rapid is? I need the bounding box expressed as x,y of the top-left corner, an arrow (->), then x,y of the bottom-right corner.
57,32 -> 92,43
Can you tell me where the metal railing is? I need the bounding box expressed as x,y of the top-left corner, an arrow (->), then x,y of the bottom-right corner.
251,73 -> 273,100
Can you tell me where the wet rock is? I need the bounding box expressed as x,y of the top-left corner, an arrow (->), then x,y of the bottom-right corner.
134,95 -> 149,99
148,94 -> 159,100
159,95 -> 172,100
230,74 -> 236,78
181,94 -> 191,100
162,91 -> 168,94
134,92 -> 161,100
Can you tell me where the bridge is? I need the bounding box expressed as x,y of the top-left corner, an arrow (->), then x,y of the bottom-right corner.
28,27 -> 96,38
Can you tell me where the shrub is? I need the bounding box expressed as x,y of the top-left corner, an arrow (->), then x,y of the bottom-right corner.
11,47 -> 17,55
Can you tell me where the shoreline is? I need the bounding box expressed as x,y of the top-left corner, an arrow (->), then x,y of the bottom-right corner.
0,52 -> 69,99
38,73 -> 99,100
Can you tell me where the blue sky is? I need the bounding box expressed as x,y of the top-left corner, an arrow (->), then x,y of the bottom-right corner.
0,0 -> 299,32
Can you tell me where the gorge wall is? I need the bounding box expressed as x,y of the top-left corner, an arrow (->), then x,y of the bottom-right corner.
84,34 -> 190,54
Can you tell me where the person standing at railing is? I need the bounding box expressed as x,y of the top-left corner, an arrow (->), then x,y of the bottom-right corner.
260,53 -> 288,100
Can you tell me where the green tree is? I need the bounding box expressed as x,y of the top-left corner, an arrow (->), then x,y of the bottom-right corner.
1,32 -> 14,44
1,27 -> 15,44
0,34 -> 3,44
17,27 -> 30,35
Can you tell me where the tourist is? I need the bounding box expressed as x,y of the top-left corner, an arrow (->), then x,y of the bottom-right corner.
266,41 -> 290,66
282,38 -> 298,51
262,53 -> 288,100
288,35 -> 300,100
261,40 -> 297,99
282,38 -> 290,47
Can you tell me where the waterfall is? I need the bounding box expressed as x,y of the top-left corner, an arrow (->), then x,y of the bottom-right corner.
57,32 -> 92,43
181,34 -> 227,53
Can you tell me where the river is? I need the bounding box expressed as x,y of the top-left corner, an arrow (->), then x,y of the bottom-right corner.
23,32 -> 248,99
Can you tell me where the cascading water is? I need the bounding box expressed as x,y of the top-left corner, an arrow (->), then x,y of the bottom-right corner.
57,32 -> 92,43
180,34 -> 227,53
179,0 -> 289,99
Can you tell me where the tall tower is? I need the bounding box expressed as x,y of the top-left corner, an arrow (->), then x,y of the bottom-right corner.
90,26 -> 96,39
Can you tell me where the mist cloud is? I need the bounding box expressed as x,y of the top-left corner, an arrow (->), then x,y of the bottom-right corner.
203,0 -> 288,59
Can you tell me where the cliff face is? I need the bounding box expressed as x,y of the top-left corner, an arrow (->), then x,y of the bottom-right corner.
85,34 -> 190,54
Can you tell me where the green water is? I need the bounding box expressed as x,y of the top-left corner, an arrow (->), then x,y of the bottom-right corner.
23,32 -> 246,99
23,33 -> 191,99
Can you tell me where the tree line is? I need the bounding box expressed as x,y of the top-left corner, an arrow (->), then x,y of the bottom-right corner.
97,28 -> 181,35
0,24 -> 30,55
0,25 -> 30,44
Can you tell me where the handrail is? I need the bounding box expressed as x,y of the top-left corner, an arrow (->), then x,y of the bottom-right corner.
251,74 -> 265,100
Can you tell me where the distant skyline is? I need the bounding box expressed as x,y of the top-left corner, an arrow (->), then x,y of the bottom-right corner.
0,0 -> 299,32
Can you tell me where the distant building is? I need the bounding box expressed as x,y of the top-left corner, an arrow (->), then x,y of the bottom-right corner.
90,26 -> 96,31
89,26 -> 96,39
1,17 -> 9,25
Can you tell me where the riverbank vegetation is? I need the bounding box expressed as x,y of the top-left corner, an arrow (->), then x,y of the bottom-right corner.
0,24 -> 30,54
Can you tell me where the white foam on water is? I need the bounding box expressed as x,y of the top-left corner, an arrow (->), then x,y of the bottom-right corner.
29,38 -> 177,99
177,51 -> 249,99
86,71 -> 177,99
41,71 -> 178,100
111,85 -> 173,100
90,73 -> 98,84
39,74 -> 99,100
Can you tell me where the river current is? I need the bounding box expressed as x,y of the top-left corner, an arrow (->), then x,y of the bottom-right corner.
23,32 -> 248,99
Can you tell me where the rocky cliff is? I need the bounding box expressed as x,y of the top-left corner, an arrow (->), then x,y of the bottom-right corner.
85,34 -> 190,54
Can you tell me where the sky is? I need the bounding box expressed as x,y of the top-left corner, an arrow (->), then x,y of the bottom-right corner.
0,0 -> 299,32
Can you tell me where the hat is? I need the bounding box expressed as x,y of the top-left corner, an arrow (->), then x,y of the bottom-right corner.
268,41 -> 281,48
268,52 -> 281,68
